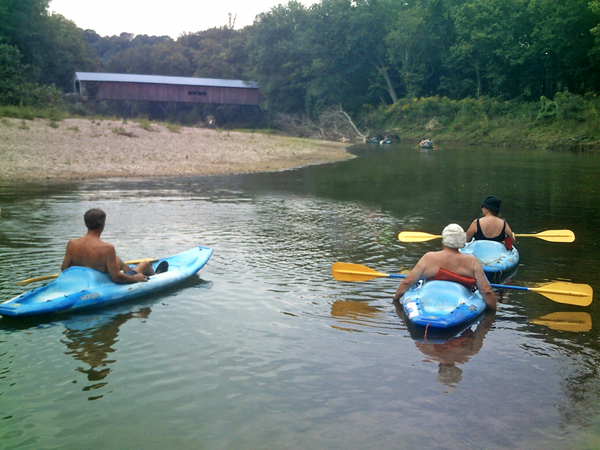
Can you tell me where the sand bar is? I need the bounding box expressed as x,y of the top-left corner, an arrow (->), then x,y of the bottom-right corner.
0,118 -> 352,180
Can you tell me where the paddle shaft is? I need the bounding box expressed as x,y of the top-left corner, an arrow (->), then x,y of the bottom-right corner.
339,269 -> 536,291
17,258 -> 155,285
364,272 -> 589,298
398,229 -> 575,243
332,262 -> 592,306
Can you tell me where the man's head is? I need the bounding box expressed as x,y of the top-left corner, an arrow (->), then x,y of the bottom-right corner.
84,209 -> 106,230
442,223 -> 466,249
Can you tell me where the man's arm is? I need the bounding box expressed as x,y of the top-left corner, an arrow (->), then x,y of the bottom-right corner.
61,241 -> 74,272
105,245 -> 148,284
472,261 -> 498,310
392,256 -> 427,301
116,256 -> 133,273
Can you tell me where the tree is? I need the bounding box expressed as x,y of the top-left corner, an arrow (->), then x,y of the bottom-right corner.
447,0 -> 526,98
246,1 -> 314,115
0,0 -> 50,81
0,44 -> 28,104
38,14 -> 94,90
345,0 -> 402,104
590,0 -> 600,91
386,1 -> 446,98
526,0 -> 599,97
181,26 -> 249,79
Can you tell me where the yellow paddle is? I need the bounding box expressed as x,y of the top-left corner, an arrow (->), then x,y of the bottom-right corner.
17,259 -> 155,286
398,229 -> 575,243
331,262 -> 593,307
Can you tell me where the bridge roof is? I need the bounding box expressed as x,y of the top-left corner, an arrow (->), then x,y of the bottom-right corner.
75,72 -> 258,89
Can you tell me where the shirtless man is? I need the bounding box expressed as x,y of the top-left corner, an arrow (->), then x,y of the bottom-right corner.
392,223 -> 497,310
61,208 -> 154,284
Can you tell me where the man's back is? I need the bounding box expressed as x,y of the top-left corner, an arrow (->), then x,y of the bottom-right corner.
62,235 -> 114,273
418,248 -> 482,280
62,208 -> 151,284
402,247 -> 496,309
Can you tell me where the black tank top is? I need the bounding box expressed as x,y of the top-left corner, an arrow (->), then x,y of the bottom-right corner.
473,218 -> 506,242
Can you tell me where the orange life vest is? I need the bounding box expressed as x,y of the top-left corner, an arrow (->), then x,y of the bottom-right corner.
428,267 -> 476,291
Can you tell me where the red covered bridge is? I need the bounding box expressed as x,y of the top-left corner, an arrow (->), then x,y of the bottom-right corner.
74,72 -> 261,106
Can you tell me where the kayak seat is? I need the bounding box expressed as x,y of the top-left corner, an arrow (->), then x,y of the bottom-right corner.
155,261 -> 169,274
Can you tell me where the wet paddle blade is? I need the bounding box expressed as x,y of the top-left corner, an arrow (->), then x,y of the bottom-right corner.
530,312 -> 592,332
516,229 -> 575,243
530,281 -> 593,307
398,231 -> 441,242
331,262 -> 387,282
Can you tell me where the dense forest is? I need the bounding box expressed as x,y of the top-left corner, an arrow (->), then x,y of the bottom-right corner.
1,0 -> 600,147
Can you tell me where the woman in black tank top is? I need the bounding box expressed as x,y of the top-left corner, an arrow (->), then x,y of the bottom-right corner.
466,196 -> 516,247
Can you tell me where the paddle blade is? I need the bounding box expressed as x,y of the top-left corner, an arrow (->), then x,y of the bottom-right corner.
332,262 -> 387,282
531,281 -> 593,307
398,231 -> 442,242
530,312 -> 592,332
516,229 -> 575,243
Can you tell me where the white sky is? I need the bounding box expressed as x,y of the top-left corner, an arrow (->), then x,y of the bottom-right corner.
49,0 -> 318,39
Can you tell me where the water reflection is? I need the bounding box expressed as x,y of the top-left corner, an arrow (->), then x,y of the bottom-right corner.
61,307 -> 152,399
529,312 -> 592,333
393,300 -> 496,393
329,299 -> 386,332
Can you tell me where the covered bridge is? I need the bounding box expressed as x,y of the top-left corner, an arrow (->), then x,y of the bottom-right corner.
74,72 -> 261,106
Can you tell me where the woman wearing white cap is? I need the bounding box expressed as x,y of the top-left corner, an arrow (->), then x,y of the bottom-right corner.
392,224 -> 497,310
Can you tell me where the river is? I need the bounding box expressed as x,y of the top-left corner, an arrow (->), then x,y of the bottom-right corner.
0,143 -> 598,449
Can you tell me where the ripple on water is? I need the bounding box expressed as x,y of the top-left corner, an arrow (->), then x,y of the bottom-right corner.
0,154 -> 599,450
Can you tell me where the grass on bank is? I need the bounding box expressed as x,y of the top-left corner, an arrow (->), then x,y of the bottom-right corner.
367,92 -> 600,150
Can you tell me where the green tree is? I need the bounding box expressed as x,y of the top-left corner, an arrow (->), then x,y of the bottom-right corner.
0,0 -> 50,81
590,0 -> 600,91
526,0 -> 598,97
447,0 -> 525,98
151,41 -> 194,76
181,26 -> 249,79
38,14 -> 94,90
0,44 -> 28,104
246,1 -> 314,115
386,0 -> 449,98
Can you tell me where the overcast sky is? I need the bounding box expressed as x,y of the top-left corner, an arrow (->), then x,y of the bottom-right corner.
49,0 -> 318,39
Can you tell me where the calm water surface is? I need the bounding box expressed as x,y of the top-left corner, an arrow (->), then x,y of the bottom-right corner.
1,144 -> 599,449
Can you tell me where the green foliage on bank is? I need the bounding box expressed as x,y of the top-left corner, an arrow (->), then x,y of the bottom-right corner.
363,92 -> 600,149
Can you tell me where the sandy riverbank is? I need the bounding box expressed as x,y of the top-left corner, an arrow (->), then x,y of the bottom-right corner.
0,118 -> 353,180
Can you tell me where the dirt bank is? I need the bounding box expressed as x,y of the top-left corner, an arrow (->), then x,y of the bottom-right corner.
0,118 -> 352,180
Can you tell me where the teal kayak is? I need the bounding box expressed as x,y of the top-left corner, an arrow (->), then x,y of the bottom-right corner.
0,246 -> 213,318
402,280 -> 487,330
460,240 -> 519,275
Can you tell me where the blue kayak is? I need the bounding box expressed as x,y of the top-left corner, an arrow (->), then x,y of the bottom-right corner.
0,246 -> 213,318
402,280 -> 487,330
460,240 -> 519,275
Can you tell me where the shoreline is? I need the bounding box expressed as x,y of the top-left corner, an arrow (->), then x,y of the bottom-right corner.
0,118 -> 353,181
